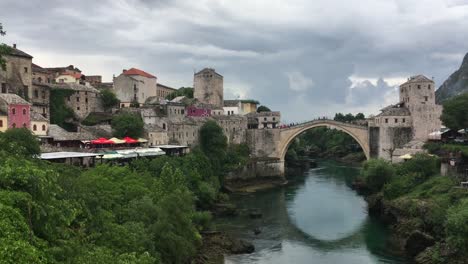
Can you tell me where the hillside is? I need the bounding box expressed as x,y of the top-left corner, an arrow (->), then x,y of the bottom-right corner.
435,52 -> 468,103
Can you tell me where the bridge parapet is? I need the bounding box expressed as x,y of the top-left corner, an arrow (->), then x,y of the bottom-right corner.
280,119 -> 368,131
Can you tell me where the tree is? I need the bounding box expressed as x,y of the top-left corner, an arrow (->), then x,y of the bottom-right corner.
446,198 -> 468,251
112,112 -> 144,138
199,121 -> 227,177
355,113 -> 365,120
0,23 -> 12,71
0,128 -> 40,156
441,93 -> 468,131
166,87 -> 194,100
100,89 -> 120,111
256,105 -> 271,113
360,159 -> 395,192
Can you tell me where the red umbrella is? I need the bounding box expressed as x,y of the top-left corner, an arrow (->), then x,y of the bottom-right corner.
91,138 -> 115,144
123,136 -> 138,144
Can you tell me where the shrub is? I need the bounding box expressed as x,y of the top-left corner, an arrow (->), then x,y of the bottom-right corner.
396,154 -> 439,180
383,172 -> 420,200
360,159 -> 395,192
446,198 -> 468,251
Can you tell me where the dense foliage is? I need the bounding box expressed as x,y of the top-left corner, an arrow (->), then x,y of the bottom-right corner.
112,112 -> 144,138
333,112 -> 365,122
0,22 -> 11,71
0,128 -> 40,156
165,87 -> 194,100
50,89 -> 76,130
360,159 -> 395,192
100,88 -> 120,111
441,93 -> 468,131
256,105 -> 271,112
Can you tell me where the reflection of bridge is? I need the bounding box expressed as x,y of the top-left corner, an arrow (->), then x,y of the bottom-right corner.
247,119 -> 371,177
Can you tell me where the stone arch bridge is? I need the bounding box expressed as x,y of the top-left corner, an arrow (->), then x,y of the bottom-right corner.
246,119 -> 371,177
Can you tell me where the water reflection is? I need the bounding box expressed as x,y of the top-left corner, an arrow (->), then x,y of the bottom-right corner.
217,161 -> 407,264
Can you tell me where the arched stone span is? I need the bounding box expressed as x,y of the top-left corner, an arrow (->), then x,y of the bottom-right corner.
277,120 -> 370,162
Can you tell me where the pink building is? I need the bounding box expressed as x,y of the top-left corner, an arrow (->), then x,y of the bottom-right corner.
186,105 -> 211,117
0,94 -> 31,129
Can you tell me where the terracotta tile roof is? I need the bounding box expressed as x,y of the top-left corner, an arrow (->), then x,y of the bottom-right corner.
60,72 -> 83,79
123,68 -> 157,79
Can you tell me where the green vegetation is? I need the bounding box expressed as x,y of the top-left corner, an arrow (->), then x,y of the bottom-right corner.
112,112 -> 144,138
360,154 -> 468,261
424,142 -> 468,158
441,93 -> 468,131
100,88 -> 120,111
256,105 -> 271,112
0,124 -> 249,263
166,87 -> 194,100
82,112 -> 113,126
333,112 -> 365,122
50,89 -> 76,130
0,22 -> 12,71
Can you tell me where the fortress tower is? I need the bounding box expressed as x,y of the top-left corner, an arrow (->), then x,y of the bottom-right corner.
193,68 -> 223,107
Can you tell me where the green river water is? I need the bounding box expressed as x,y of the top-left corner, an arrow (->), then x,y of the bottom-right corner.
215,161 -> 409,264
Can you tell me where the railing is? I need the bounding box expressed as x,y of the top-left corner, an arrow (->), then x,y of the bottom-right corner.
279,117 -> 367,130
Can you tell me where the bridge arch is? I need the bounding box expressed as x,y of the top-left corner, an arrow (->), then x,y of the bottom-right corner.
277,120 -> 370,163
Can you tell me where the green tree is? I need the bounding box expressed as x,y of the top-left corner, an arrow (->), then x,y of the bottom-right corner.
0,23 -> 12,71
446,198 -> 468,251
100,89 -> 120,111
360,159 -> 395,192
0,128 -> 40,156
441,93 -> 468,131
256,105 -> 271,112
199,121 -> 227,175
112,112 -> 144,138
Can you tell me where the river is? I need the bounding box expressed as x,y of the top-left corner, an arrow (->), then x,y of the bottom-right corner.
215,160 -> 409,264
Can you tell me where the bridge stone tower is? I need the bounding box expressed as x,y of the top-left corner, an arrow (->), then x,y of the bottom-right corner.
193,68 -> 223,107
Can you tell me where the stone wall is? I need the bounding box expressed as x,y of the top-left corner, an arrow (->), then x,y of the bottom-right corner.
246,129 -> 281,158
113,74 -> 157,105
0,54 -> 32,98
193,69 -> 223,107
225,158 -> 284,180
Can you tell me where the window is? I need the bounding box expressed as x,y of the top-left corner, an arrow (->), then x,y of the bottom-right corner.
1,83 -> 6,93
12,108 -> 16,115
121,104 -> 124,108
264,117 -> 267,121
181,110 -> 184,115
22,109 -> 26,115
67,96 -> 71,102
402,118 -> 406,123
0,120 -> 2,127
34,90 -> 38,98
417,85 -> 421,89
38,77 -> 42,83
428,85 -> 431,90
163,123 -> 166,130
41,91 -> 45,99
424,96 -> 428,102
12,123 -> 16,128
24,67 -> 28,73
85,98 -> 88,104
394,118 -> 398,123
33,124 -> 37,131
76,97 -> 80,102
273,117 -> 276,121
385,118 -> 388,123
85,91 -> 87,95
42,107 -> 46,114
77,106 -> 80,110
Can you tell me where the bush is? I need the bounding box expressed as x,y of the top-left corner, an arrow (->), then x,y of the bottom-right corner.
446,198 -> 468,251
383,172 -> 420,200
360,159 -> 395,192
396,154 -> 439,180
112,112 -> 144,138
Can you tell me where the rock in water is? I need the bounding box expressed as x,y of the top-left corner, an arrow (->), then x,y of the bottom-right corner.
230,238 -> 255,254
405,230 -> 435,257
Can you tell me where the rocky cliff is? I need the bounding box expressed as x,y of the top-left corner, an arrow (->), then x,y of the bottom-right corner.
435,52 -> 468,103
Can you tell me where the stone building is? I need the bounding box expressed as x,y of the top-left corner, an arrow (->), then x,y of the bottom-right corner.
30,111 -> 49,136
145,124 -> 169,146
0,44 -> 32,99
193,68 -> 223,107
45,65 -> 81,78
51,83 -> 101,120
113,68 -> 157,107
246,111 -> 281,129
85,75 -> 102,87
56,72 -> 83,84
31,82 -> 50,118
399,75 -> 442,140
32,63 -> 53,84
369,74 -> 443,161
224,99 -> 259,115
156,83 -> 176,101
213,115 -> 248,144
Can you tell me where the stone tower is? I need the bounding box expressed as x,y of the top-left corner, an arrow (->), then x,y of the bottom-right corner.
399,75 -> 442,140
193,68 -> 223,107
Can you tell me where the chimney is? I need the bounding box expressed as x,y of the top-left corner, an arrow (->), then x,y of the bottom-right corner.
13,43 -> 16,49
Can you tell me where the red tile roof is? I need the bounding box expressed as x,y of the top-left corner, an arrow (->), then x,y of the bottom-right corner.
123,68 -> 157,79
60,72 -> 83,79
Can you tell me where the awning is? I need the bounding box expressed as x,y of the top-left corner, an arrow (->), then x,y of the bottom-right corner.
91,138 -> 115,144
400,154 -> 413,160
109,137 -> 126,144
137,138 -> 148,143
123,137 -> 139,144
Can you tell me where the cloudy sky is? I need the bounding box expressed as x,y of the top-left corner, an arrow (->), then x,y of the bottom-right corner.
1,0 -> 468,122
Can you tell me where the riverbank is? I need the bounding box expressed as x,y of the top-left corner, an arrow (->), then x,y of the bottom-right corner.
354,156 -> 468,264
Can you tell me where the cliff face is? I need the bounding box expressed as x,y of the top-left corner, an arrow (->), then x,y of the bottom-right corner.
435,52 -> 468,103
